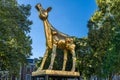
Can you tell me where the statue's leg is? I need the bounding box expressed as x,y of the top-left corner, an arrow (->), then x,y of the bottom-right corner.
62,49 -> 67,71
48,44 -> 57,70
71,49 -> 76,71
38,47 -> 49,70
70,44 -> 76,72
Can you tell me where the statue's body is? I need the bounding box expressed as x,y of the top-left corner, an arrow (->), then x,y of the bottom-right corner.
36,4 -> 76,71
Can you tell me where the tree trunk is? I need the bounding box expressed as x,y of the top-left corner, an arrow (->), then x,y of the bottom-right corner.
108,74 -> 112,80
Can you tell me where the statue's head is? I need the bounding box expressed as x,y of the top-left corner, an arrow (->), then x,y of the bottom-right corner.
35,3 -> 52,20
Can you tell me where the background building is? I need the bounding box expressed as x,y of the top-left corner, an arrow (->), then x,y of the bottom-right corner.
0,58 -> 38,80
21,58 -> 38,80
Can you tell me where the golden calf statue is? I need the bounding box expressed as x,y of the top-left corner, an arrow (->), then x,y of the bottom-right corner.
36,3 -> 76,71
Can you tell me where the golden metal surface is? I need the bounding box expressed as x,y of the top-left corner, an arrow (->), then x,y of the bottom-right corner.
32,70 -> 80,77
35,3 -> 77,72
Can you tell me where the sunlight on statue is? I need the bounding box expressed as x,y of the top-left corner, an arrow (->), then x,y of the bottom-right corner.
35,3 -> 76,72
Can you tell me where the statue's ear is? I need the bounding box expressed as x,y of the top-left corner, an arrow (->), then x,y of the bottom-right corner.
47,7 -> 52,12
35,3 -> 41,11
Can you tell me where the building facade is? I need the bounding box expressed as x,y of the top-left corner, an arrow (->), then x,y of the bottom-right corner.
0,58 -> 38,80
21,58 -> 38,80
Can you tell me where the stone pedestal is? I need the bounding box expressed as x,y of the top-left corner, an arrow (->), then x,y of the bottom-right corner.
32,70 -> 80,80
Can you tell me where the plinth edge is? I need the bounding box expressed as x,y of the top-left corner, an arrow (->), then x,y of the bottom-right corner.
32,70 -> 80,77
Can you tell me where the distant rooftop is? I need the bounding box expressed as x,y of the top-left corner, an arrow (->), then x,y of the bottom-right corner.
27,58 -> 38,63
27,59 -> 34,63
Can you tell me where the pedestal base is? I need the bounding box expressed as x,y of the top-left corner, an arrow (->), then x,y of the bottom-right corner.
32,70 -> 80,80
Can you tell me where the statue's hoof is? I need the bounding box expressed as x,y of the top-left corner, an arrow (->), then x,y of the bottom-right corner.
38,67 -> 42,71
71,68 -> 75,72
62,68 -> 65,71
48,66 -> 52,70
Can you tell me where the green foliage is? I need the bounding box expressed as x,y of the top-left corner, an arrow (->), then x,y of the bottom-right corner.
74,37 -> 94,78
87,0 -> 120,78
54,49 -> 64,70
0,0 -> 32,75
36,57 -> 43,70
72,0 -> 120,79
42,48 -> 72,70
36,48 -> 73,71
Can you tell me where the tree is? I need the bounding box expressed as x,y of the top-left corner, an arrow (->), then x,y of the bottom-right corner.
74,37 -> 95,79
0,0 -> 32,76
87,0 -> 120,79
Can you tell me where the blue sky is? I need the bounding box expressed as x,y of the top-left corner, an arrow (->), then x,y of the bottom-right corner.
18,0 -> 97,58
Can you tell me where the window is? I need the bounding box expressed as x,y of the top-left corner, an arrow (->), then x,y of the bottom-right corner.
26,66 -> 31,73
26,74 -> 31,80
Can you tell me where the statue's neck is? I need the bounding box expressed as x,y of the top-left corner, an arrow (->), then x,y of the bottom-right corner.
43,19 -> 53,48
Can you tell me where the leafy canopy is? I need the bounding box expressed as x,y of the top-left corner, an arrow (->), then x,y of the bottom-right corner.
0,0 -> 32,75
